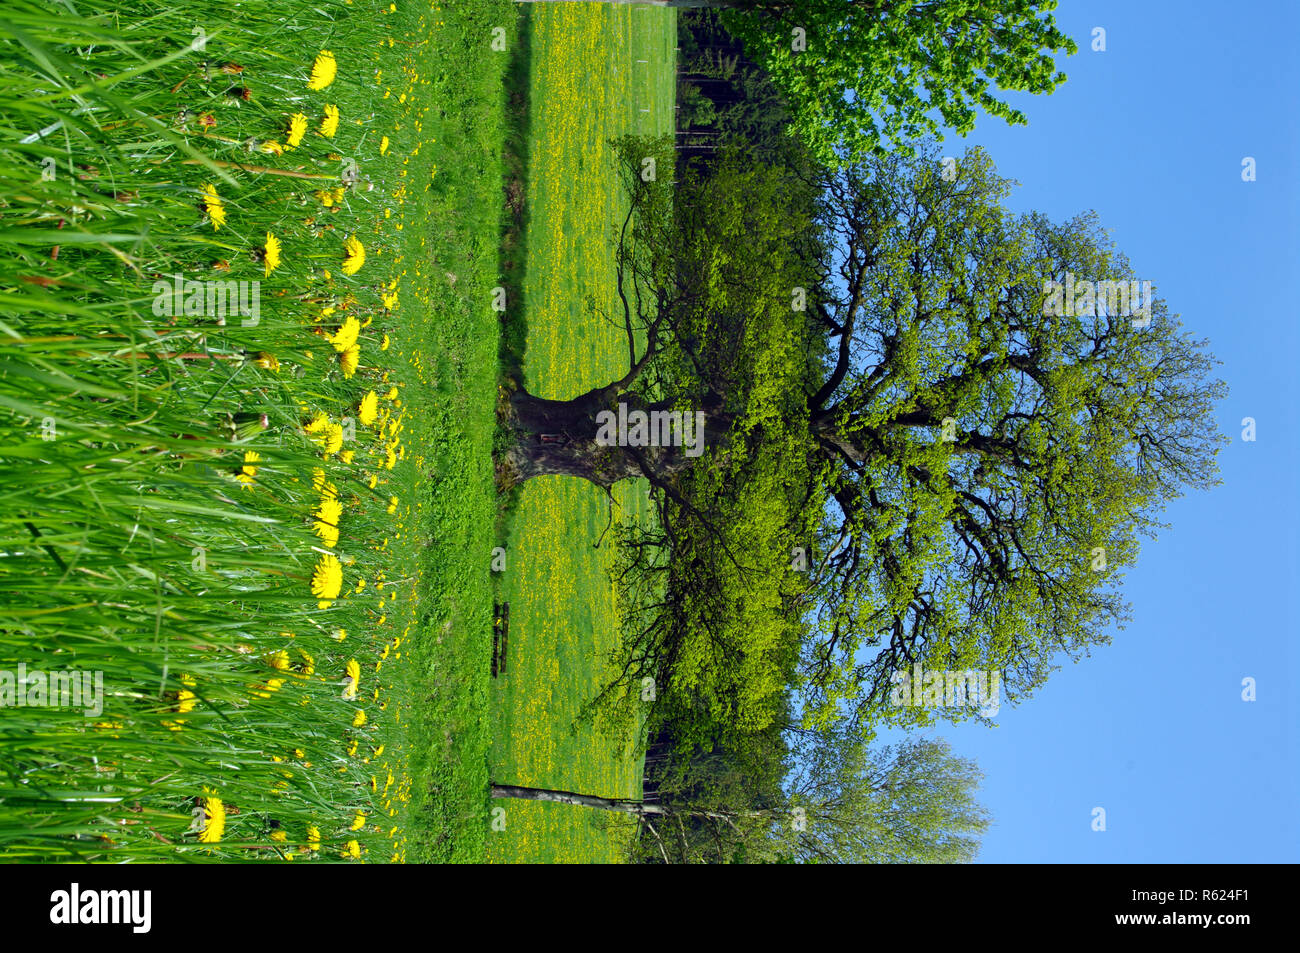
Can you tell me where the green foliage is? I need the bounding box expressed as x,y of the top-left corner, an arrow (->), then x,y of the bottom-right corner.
719,0 -> 1078,164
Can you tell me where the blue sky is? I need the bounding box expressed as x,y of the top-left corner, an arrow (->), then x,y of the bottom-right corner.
884,0 -> 1300,863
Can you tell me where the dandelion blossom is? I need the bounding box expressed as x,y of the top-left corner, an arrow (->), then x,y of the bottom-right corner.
311,553 -> 343,603
352,709 -> 367,728
340,344 -> 360,379
351,812 -> 366,831
319,104 -> 340,138
308,50 -> 337,91
262,232 -> 282,276
305,412 -> 330,435
358,391 -> 379,426
324,421 -> 344,456
343,839 -> 360,860
314,496 -> 342,548
236,450 -> 260,487
379,135 -> 390,155
286,113 -> 308,148
341,235 -> 366,275
200,183 -> 226,230
329,315 -> 360,352
198,790 -> 226,843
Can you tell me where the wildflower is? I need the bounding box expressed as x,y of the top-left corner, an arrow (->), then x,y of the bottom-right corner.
340,449 -> 355,464
380,334 -> 391,351
270,830 -> 287,844
286,113 -> 308,148
329,315 -> 360,352
320,104 -> 340,138
236,450 -> 260,487
341,235 -> 365,275
297,651 -> 315,677
343,840 -> 360,860
305,412 -> 330,435
306,826 -> 320,851
308,50 -> 337,91
387,496 -> 397,515
311,554 -> 343,604
324,422 -> 344,456
314,496 -> 342,548
198,790 -> 226,843
351,812 -> 366,831
352,709 -> 367,728
379,135 -> 390,155
200,184 -> 226,230
340,344 -> 360,379
385,387 -> 398,401
261,232 -> 282,276
381,289 -> 398,310
255,351 -> 280,372
262,140 -> 284,156
267,649 -> 290,671
358,391 -> 379,426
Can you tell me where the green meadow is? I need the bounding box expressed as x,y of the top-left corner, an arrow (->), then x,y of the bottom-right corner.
487,2 -> 676,864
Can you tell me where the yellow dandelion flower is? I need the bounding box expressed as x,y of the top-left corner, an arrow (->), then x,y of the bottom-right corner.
286,113 -> 308,148
341,235 -> 366,275
358,391 -> 379,426
329,315 -> 361,352
352,709 -> 367,728
319,104 -> 340,138
297,651 -> 315,677
380,333 -> 391,351
261,140 -> 284,156
343,840 -> 360,860
236,449 -> 260,486
386,496 -> 397,515
306,825 -> 320,851
340,344 -> 360,379
314,495 -> 341,547
200,183 -> 226,230
340,449 -> 355,464
324,422 -> 344,456
311,553 -> 343,602
262,232 -> 281,277
351,812 -> 366,831
305,412 -> 330,435
366,473 -> 378,489
347,738 -> 358,756
271,830 -> 287,843
379,135 -> 390,155
308,50 -> 337,91
255,351 -> 280,372
198,790 -> 226,844
384,387 -> 398,401
267,649 -> 290,671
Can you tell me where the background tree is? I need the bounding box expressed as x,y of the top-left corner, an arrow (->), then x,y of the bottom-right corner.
523,0 -> 1078,165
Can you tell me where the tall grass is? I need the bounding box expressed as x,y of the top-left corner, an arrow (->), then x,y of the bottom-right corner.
0,0 -> 512,862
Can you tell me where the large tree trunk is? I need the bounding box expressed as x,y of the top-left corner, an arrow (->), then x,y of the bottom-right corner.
496,381 -> 730,490
490,784 -> 664,815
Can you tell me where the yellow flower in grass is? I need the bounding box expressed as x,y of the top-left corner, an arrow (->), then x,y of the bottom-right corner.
340,344 -> 360,379
329,315 -> 360,352
324,422 -> 344,456
305,412 -> 330,435
261,140 -> 284,156
385,387 -> 398,401
255,351 -> 280,372
311,554 -> 343,605
381,288 -> 398,310
200,183 -> 226,230
236,450 -> 260,487
286,113 -> 308,148
306,826 -> 320,852
343,840 -> 360,860
314,496 -> 342,548
270,830 -> 287,844
262,232 -> 281,277
387,496 -> 398,515
267,649 -> 290,671
358,391 -> 379,426
379,135 -> 390,155
352,709 -> 367,728
384,445 -> 397,470
366,473 -> 378,490
308,50 -> 337,91
319,104 -> 340,138
351,812 -> 366,831
341,235 -> 366,275
198,789 -> 225,844
340,449 -> 355,464
380,334 -> 391,351
297,650 -> 315,677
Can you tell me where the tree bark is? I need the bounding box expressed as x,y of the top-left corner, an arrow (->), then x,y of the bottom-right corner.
496,381 -> 730,490
490,784 -> 665,815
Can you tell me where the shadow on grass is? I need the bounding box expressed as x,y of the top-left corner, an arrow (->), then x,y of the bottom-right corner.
496,4 -> 532,391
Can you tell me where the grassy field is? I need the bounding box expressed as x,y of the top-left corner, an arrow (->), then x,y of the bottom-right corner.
487,2 -> 676,864
0,0 -> 513,862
